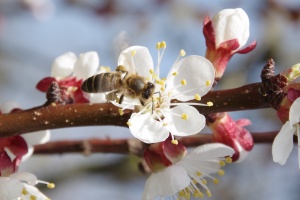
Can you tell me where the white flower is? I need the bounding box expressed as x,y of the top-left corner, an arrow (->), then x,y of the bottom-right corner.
116,44 -> 215,143
272,98 -> 300,168
0,102 -> 50,161
142,143 -> 234,200
212,8 -> 250,50
0,172 -> 54,200
51,52 -> 77,78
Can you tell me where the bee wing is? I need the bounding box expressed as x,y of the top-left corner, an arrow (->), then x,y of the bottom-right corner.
114,31 -> 130,63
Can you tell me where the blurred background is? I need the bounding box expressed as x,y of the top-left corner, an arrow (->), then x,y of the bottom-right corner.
1,0 -> 300,199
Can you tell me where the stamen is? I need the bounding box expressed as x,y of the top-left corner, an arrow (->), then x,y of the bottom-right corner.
181,113 -> 188,120
171,139 -> 178,145
156,42 -> 161,49
194,94 -> 201,101
206,102 -> 213,106
225,157 -> 232,163
172,71 -> 178,76
213,179 -> 219,184
217,169 -> 225,176
131,50 -> 136,56
118,108 -> 124,116
30,195 -> 37,200
149,69 -> 154,74
196,171 -> 202,176
47,183 -> 55,189
206,80 -> 211,86
206,190 -> 212,197
160,41 -> 166,49
181,79 -> 187,86
219,160 -> 226,167
180,49 -> 186,56
201,179 -> 207,185
193,190 -> 204,198
22,188 -> 29,195
127,121 -> 132,126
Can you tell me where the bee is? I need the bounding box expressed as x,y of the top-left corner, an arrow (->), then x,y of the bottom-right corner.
81,65 -> 155,106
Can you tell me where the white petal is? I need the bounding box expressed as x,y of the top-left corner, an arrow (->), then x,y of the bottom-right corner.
212,8 -> 249,49
164,105 -> 205,136
272,122 -> 295,165
289,97 -> 300,125
85,93 -> 107,103
22,130 -> 50,146
73,51 -> 99,80
166,56 -> 215,101
118,46 -> 154,77
23,184 -> 49,200
10,172 -> 38,185
142,165 -> 190,200
0,178 -> 23,200
187,143 -> 235,160
51,52 -> 77,77
0,101 -> 20,114
128,112 -> 169,143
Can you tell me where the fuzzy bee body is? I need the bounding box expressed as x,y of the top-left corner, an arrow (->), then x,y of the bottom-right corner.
81,65 -> 155,106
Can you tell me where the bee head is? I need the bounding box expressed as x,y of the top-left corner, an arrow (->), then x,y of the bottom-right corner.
142,82 -> 155,100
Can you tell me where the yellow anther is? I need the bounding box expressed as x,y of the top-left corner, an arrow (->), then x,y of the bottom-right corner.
213,179 -> 219,184
181,79 -> 187,86
30,195 -> 37,200
194,94 -> 201,101
160,87 -> 165,92
179,190 -> 185,197
206,80 -> 211,86
158,80 -> 165,86
206,102 -> 213,106
225,157 -> 232,163
149,69 -> 154,74
131,50 -> 136,56
181,113 -> 188,120
127,121 -> 132,126
171,139 -> 178,145
196,171 -> 202,176
201,179 -> 207,185
172,71 -> 178,76
152,74 -> 158,79
156,42 -> 161,49
163,123 -> 168,126
22,188 -> 29,195
160,41 -> 166,48
192,178 -> 198,184
219,160 -> 226,167
184,191 -> 191,199
118,108 -> 124,116
217,169 -> 225,176
206,190 -> 212,197
47,183 -> 55,189
194,191 -> 204,198
180,49 -> 186,56
161,78 -> 167,81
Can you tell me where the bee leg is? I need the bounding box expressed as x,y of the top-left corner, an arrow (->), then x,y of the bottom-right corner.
116,65 -> 129,79
119,94 -> 124,104
139,99 -> 145,106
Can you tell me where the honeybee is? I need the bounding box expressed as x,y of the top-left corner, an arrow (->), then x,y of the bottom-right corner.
81,65 -> 155,106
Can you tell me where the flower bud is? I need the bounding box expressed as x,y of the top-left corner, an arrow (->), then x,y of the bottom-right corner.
212,8 -> 249,50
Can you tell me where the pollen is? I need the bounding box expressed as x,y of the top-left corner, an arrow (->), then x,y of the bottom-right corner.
180,49 -> 186,56
172,71 -> 178,76
163,123 -> 168,126
127,121 -> 132,126
181,113 -> 188,120
225,157 -> 232,163
206,190 -> 212,197
206,80 -> 211,86
219,160 -> 226,167
181,79 -> 187,86
47,183 -> 55,189
22,188 -> 29,195
131,50 -> 136,56
213,179 -> 220,184
202,179 -> 207,185
206,102 -> 213,106
196,171 -> 202,176
160,41 -> 166,49
156,42 -> 161,49
149,69 -> 154,74
217,169 -> 225,176
194,94 -> 201,101
118,108 -> 124,116
30,195 -> 37,200
193,191 -> 204,198
171,139 -> 178,145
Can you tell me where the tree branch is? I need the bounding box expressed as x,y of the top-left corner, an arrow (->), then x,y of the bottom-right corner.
0,83 -> 269,138
33,131 -> 282,155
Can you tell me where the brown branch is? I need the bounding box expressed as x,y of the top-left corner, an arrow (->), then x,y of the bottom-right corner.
0,83 -> 269,138
33,131 -> 281,155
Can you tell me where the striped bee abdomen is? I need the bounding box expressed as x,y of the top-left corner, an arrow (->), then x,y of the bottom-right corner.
81,72 -> 122,93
